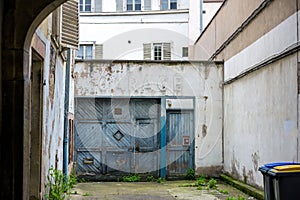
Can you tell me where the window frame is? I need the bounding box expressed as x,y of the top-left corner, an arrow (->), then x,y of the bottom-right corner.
161,0 -> 177,10
126,0 -> 142,11
76,43 -> 95,60
182,47 -> 188,57
80,0 -> 92,12
153,43 -> 163,61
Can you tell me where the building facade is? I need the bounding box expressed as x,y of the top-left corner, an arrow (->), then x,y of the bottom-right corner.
191,0 -> 300,188
74,60 -> 223,179
4,1 -> 78,199
77,0 -> 223,61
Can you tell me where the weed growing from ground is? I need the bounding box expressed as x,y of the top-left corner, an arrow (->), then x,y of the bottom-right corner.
186,168 -> 196,180
44,167 -> 77,200
146,175 -> 156,182
156,177 -> 166,183
207,178 -> 217,189
122,174 -> 141,182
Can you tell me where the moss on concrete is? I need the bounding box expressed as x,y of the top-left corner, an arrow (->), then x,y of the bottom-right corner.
220,174 -> 264,200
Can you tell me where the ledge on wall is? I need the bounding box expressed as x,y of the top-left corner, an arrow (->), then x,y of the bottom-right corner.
220,174 -> 264,200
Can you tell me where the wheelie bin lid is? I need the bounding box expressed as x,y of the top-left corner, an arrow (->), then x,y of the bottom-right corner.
268,165 -> 300,176
258,162 -> 299,173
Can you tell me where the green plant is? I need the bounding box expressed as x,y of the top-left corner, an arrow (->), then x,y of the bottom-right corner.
44,167 -> 77,200
146,175 -> 156,182
207,178 -> 217,189
196,175 -> 207,186
156,177 -> 166,183
122,174 -> 141,182
186,168 -> 195,180
225,197 -> 245,200
226,197 -> 235,200
219,189 -> 229,194
83,193 -> 90,196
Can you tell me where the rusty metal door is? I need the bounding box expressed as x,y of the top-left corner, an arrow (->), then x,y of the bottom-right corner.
75,98 -> 160,178
166,110 -> 194,177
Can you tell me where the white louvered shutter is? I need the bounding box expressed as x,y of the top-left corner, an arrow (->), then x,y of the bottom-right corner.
163,43 -> 171,60
95,44 -> 103,59
61,0 -> 79,49
116,0 -> 123,12
95,0 -> 102,12
143,43 -> 151,60
144,0 -> 152,10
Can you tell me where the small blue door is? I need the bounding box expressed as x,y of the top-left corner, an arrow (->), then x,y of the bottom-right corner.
166,110 -> 194,177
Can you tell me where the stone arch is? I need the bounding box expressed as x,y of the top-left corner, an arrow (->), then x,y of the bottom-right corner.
1,0 -> 71,199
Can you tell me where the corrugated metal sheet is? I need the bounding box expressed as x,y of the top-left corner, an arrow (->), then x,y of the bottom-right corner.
61,0 -> 79,49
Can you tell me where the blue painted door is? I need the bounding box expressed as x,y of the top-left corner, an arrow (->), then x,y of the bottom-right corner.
166,110 -> 194,177
75,98 -> 160,178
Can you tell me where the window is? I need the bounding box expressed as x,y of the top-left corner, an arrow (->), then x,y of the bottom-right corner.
154,44 -> 162,60
170,0 -> 177,9
161,0 -> 177,10
182,47 -> 188,57
80,0 -> 91,12
76,44 -> 93,59
143,42 -> 172,60
127,0 -> 141,11
127,0 -> 133,10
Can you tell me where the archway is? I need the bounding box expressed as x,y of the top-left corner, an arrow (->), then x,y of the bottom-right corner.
0,0 -> 70,199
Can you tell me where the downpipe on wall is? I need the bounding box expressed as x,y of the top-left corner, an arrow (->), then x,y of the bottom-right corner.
63,49 -> 71,176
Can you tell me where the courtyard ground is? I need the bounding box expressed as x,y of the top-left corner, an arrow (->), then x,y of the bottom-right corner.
69,180 -> 258,200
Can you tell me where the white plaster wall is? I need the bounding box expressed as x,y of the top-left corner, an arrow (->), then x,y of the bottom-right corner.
225,12 -> 298,81
74,61 -> 223,171
79,12 -> 189,60
188,0 -> 201,44
202,2 -> 222,29
224,54 -> 298,187
102,0 -> 116,12
188,1 -> 222,45
37,26 -> 66,187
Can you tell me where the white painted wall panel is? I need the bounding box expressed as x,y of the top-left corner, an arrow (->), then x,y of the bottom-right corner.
225,12 -> 298,81
224,54 -> 298,187
79,12 -> 190,60
203,3 -> 222,29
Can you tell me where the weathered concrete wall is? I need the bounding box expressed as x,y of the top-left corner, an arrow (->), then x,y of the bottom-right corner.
224,54 -> 299,188
74,60 -> 224,174
34,19 -> 66,195
190,0 -> 297,61
191,0 -> 300,188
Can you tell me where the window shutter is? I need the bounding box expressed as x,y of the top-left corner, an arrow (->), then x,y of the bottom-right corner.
143,43 -> 151,60
144,0 -> 151,10
61,0 -> 79,49
95,44 -> 103,59
163,43 -> 171,60
116,0 -> 123,12
95,0 -> 102,12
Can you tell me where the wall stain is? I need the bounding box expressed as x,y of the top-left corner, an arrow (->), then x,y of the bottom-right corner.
251,152 -> 259,171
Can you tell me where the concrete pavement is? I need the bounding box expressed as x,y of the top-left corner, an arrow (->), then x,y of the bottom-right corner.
69,180 -> 256,200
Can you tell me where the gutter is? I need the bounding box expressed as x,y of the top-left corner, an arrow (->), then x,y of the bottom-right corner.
63,49 -> 71,176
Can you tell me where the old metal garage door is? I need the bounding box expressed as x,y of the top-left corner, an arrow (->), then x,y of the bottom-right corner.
75,98 -> 160,178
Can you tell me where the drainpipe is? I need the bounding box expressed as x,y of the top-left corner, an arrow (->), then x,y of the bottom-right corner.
63,49 -> 71,176
200,0 -> 203,33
